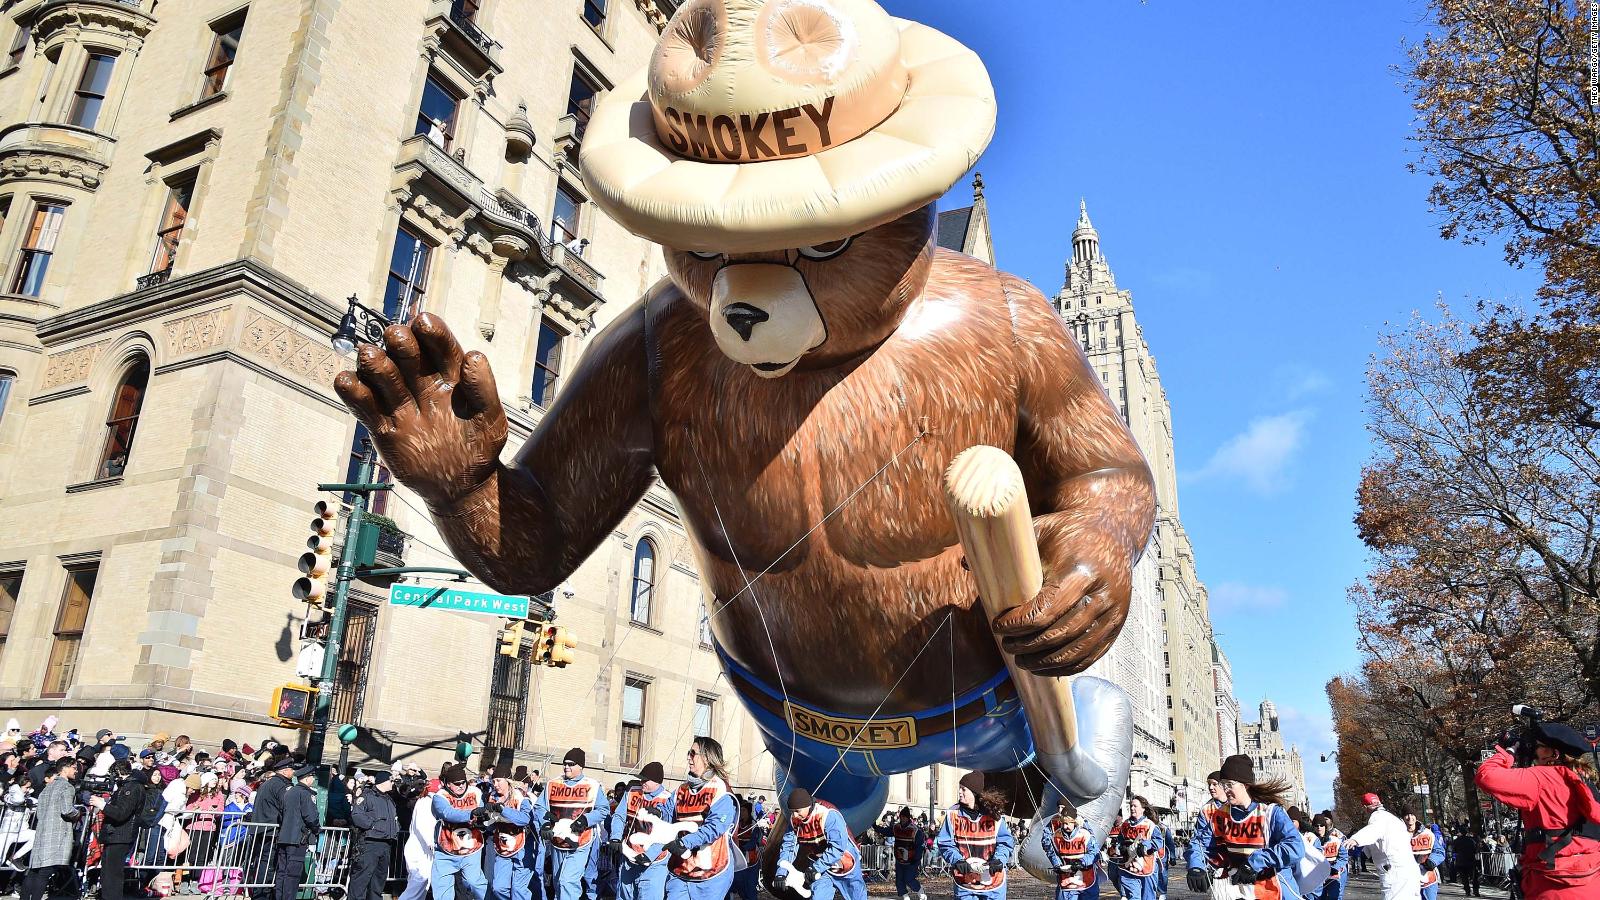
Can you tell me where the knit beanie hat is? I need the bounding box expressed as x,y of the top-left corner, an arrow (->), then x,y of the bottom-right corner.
959,771 -> 986,797
563,747 -> 586,767
786,787 -> 814,811
1218,754 -> 1255,785
1206,770 -> 1222,783
441,763 -> 467,784
638,762 -> 664,784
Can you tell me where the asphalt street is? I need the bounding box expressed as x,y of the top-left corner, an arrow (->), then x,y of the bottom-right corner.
858,869 -> 1515,900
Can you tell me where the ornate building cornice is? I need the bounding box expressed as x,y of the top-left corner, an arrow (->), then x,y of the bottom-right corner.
34,0 -> 156,48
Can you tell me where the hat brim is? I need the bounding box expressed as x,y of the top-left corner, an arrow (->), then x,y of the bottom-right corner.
581,18 -> 995,254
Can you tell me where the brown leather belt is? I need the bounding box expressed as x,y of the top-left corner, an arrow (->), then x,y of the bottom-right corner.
725,666 -> 1016,740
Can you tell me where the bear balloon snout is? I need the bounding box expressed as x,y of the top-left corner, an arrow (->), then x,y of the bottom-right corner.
722,303 -> 770,342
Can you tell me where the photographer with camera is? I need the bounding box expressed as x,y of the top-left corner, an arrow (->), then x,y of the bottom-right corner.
1474,712 -> 1600,900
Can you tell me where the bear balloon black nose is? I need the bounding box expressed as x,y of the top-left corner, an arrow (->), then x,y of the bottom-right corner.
722,303 -> 770,342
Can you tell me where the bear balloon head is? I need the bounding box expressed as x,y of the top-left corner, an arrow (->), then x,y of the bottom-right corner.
662,206 -> 936,378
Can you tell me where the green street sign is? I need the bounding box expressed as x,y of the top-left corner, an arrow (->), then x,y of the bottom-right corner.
389,583 -> 530,618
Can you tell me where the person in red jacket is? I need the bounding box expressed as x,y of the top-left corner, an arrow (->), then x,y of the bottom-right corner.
1475,721 -> 1600,900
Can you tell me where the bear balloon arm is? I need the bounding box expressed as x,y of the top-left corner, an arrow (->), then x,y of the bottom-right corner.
336,303 -> 657,597
988,275 -> 1157,677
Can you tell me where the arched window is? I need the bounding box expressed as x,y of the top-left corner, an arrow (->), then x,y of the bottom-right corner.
629,538 -> 655,625
97,357 -> 149,479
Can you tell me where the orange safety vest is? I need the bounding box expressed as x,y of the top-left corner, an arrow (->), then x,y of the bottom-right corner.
1212,804 -> 1282,900
620,787 -> 673,864
1323,837 -> 1341,874
791,803 -> 858,877
1411,831 -> 1439,888
670,777 -> 732,881
950,807 -> 1006,891
1049,818 -> 1097,892
1115,818 -> 1158,878
548,778 -> 602,850
893,823 -> 920,864
436,789 -> 484,855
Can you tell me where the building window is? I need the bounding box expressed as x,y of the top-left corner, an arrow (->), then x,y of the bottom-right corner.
383,224 -> 431,322
452,0 -> 481,21
0,570 -> 20,662
10,202 -> 65,297
148,175 -> 195,276
5,24 -> 26,69
328,600 -> 377,725
531,320 -> 564,408
0,370 -> 13,427
200,12 -> 246,99
415,73 -> 459,151
97,358 -> 150,480
620,677 -> 647,768
698,604 -> 712,648
583,0 -> 606,30
567,69 -> 598,141
345,424 -> 391,515
551,184 -> 581,246
67,52 -> 116,130
629,537 -> 655,626
487,640 -> 531,752
42,564 -> 96,697
693,695 -> 714,741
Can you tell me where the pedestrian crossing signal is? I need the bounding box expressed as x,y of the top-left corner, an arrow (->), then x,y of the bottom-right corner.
272,683 -> 318,727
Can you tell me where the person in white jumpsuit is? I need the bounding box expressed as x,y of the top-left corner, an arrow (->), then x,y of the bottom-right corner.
399,774 -> 439,900
1346,793 -> 1419,900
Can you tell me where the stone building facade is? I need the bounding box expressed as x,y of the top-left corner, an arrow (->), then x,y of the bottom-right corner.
1054,202 -> 1230,815
1213,641 -> 1241,760
1239,699 -> 1308,810
0,0 -> 794,789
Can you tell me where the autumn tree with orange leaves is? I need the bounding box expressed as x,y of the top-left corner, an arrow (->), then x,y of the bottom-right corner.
1340,309 -> 1598,827
1404,0 -> 1598,429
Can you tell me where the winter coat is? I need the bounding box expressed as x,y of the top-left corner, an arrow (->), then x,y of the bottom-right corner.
28,776 -> 80,869
276,784 -> 320,846
249,774 -> 289,826
351,790 -> 399,842
101,776 -> 145,844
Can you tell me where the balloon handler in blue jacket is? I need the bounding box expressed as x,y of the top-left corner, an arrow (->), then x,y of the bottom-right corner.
774,788 -> 867,900
533,749 -> 613,900
874,807 -> 928,900
1184,754 -> 1306,900
1041,801 -> 1101,900
606,763 -> 674,900
937,772 -> 1015,900
484,780 -> 538,900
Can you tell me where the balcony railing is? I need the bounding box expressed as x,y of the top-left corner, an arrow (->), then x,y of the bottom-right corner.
552,242 -> 602,294
449,0 -> 494,53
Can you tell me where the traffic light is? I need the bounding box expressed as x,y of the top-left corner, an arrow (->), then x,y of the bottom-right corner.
293,500 -> 336,604
536,624 -> 577,668
498,620 -> 524,657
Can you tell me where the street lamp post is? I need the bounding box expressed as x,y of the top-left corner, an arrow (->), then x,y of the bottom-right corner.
331,295 -> 391,357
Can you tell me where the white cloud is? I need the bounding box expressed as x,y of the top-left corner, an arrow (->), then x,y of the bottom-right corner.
1210,582 -> 1289,613
1187,409 -> 1313,494
1281,368 -> 1332,401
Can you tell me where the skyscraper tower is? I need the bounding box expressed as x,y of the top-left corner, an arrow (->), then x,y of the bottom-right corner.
1056,202 -> 1222,814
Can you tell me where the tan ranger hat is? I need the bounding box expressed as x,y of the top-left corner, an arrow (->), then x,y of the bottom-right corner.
580,0 -> 996,253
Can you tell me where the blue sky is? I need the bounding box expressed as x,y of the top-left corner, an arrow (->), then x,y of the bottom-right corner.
884,0 -> 1544,810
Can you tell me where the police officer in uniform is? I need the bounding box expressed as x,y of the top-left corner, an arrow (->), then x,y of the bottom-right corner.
349,771 -> 401,900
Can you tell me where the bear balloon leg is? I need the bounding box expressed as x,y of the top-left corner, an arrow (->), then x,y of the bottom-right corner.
1017,676 -> 1133,881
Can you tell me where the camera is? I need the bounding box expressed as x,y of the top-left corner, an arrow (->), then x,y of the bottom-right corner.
1497,704 -> 1541,768
393,771 -> 428,800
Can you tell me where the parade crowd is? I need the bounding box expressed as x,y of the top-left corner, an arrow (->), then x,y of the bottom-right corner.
0,715 -> 1591,900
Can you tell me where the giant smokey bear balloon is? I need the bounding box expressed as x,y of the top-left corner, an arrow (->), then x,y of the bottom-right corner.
334,0 -> 1156,871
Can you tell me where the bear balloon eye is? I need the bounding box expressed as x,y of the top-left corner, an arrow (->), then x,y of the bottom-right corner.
689,250 -> 723,261
797,237 -> 853,260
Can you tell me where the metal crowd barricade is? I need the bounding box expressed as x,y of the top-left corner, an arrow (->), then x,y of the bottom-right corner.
861,844 -> 895,882
115,811 -> 350,896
